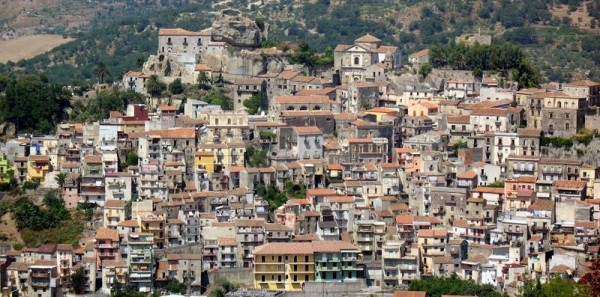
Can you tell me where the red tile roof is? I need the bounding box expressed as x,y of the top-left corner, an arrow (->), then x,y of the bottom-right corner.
417,229 -> 448,237
355,34 -> 381,43
410,49 -> 431,58
274,95 -> 331,104
159,28 -> 210,36
96,227 -> 119,241
554,180 -> 586,190
294,126 -> 322,135
395,215 -> 414,224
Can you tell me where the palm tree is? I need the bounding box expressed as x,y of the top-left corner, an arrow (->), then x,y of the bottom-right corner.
145,74 -> 166,102
197,71 -> 211,90
55,172 -> 67,189
94,63 -> 111,84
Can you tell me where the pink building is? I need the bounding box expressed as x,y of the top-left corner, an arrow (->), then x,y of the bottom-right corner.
95,227 -> 120,271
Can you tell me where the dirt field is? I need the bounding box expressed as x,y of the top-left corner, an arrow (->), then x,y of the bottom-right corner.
0,34 -> 74,63
0,213 -> 22,245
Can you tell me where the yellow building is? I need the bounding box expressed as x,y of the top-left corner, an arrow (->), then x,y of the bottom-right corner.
27,155 -> 51,185
581,164 -> 597,198
0,155 -> 11,183
364,107 -> 401,122
253,242 -> 315,291
197,142 -> 245,173
194,151 -> 215,173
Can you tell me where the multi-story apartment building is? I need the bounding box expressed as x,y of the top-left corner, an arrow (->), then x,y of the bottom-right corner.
417,229 -> 448,275
218,238 -> 238,269
563,79 -> 600,107
352,220 -> 386,261
347,138 -> 389,164
127,233 -> 154,293
138,163 -> 168,201
537,91 -> 586,137
28,260 -> 61,297
95,227 -> 120,272
235,219 -> 266,268
233,78 -> 265,111
101,259 -> 127,295
160,253 -> 202,293
381,240 -> 420,288
103,200 -> 128,229
81,154 -> 105,206
157,28 -> 212,59
277,126 -> 323,160
200,110 -> 249,144
334,34 -> 401,84
104,172 -> 133,201
140,213 -> 167,249
253,241 -> 360,291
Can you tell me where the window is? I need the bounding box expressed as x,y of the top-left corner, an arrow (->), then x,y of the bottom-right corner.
549,113 -> 553,119
354,57 -> 360,65
566,123 -> 570,130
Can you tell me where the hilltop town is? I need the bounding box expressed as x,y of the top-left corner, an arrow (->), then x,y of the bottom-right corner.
1,8 -> 600,297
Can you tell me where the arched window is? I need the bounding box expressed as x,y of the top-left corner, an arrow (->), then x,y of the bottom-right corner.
287,106 -> 295,110
557,102 -> 562,108
354,57 -> 360,65
314,106 -> 321,110
300,106 -> 308,110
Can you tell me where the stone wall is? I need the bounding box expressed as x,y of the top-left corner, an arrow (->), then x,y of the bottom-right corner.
283,280 -> 369,297
208,268 -> 254,288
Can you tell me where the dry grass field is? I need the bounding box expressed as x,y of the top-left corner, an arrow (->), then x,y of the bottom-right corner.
0,34 -> 73,63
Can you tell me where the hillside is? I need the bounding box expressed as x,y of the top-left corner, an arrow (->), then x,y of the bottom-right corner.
0,0 -> 599,84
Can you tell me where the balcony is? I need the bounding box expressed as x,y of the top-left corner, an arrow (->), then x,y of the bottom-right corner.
96,243 -> 119,249
31,272 -> 50,278
31,280 -> 50,287
401,274 -> 419,280
384,274 -> 399,280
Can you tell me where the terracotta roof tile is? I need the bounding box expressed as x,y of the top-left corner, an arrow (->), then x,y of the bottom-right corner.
395,215 -> 414,224
96,227 -> 119,241
294,126 -> 322,135
553,180 -> 586,190
307,189 -> 336,196
159,28 -> 210,36
355,34 -> 381,43
417,229 -> 448,237
274,95 -> 330,104
410,48 -> 431,58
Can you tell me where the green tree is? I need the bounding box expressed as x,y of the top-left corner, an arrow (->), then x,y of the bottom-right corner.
243,91 -> 262,115
202,88 -> 232,110
197,72 -> 211,90
0,75 -> 70,134
169,78 -> 184,95
409,274 -> 505,297
70,267 -> 87,294
0,75 -> 10,92
523,277 -> 589,297
453,141 -> 468,155
145,74 -> 166,99
488,180 -> 505,188
420,63 -> 432,79
94,62 -> 111,84
166,277 -> 187,294
512,59 -> 540,89
247,148 -> 270,168
55,172 -> 68,189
